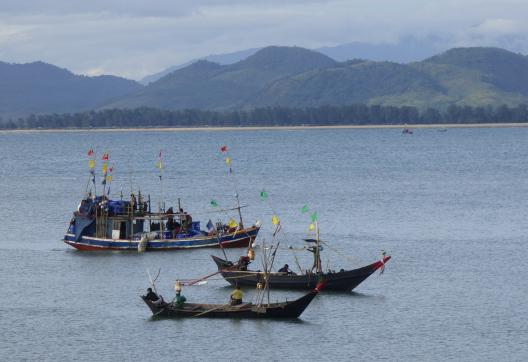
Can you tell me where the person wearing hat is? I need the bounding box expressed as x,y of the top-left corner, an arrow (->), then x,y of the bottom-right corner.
278,264 -> 292,274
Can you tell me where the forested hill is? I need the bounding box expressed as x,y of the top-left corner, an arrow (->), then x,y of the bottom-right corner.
103,46 -> 528,111
2,46 -> 528,123
0,61 -> 142,118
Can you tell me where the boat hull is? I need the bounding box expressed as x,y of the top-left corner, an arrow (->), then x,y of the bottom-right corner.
141,290 -> 317,319
212,255 -> 390,291
63,226 -> 259,251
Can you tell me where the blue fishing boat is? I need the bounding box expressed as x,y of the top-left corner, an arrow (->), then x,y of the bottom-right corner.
64,195 -> 260,251
63,147 -> 260,251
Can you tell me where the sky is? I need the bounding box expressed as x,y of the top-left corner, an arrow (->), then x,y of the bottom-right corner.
1,0 -> 528,80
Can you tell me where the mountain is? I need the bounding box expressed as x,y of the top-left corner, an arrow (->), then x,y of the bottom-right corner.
139,48 -> 261,84
0,61 -> 143,118
106,46 -> 337,110
105,46 -> 528,111
316,37 -> 445,63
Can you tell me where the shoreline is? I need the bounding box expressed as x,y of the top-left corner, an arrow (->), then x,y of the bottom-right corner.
1,122 -> 528,133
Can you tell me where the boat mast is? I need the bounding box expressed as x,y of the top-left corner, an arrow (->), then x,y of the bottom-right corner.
315,220 -> 322,274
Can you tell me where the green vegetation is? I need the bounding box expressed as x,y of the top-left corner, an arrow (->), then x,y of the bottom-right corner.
2,103 -> 527,130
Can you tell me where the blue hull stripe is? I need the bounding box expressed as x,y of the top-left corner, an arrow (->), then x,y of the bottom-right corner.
63,227 -> 259,250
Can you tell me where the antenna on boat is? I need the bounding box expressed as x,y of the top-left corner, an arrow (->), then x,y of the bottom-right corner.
156,150 -> 164,212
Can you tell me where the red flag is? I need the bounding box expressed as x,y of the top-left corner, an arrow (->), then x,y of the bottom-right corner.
220,145 -> 227,153
109,166 -> 113,173
87,148 -> 94,156
102,153 -> 109,161
159,150 -> 162,158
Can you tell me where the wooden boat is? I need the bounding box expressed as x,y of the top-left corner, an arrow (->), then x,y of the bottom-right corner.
141,289 -> 319,319
212,254 -> 390,291
64,194 -> 259,251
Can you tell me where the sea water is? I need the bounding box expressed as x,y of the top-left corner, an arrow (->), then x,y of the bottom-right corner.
0,127 -> 527,361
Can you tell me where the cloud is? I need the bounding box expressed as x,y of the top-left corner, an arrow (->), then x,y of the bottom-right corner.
1,1 -> 528,79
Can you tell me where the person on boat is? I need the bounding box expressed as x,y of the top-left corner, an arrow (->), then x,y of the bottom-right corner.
174,290 -> 187,308
230,285 -> 244,306
278,264 -> 293,274
145,288 -> 160,302
237,255 -> 251,271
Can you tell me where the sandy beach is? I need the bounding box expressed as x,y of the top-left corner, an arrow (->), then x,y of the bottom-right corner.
1,122 -> 528,133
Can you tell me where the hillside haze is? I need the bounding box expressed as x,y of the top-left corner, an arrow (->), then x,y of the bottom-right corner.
0,61 -> 142,118
104,46 -> 528,111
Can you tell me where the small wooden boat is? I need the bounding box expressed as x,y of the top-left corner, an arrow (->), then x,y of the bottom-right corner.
141,289 -> 319,319
212,254 -> 390,291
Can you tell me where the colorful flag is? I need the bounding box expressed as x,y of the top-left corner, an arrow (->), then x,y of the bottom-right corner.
271,215 -> 280,225
220,145 -> 228,153
210,199 -> 218,207
155,160 -> 162,169
308,223 -> 315,231
109,166 -> 113,173
310,212 -> 318,222
106,175 -> 112,182
88,159 -> 95,169
300,204 -> 309,213
225,157 -> 231,166
87,148 -> 94,156
227,219 -> 238,228
101,153 -> 109,161
260,190 -> 268,200
102,163 -> 108,174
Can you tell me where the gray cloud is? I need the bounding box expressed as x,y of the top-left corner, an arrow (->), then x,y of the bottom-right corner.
1,0 -> 528,79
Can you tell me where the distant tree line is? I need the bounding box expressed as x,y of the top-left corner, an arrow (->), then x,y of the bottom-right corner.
1,104 -> 528,129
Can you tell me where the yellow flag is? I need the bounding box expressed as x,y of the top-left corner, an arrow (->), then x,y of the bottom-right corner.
272,215 -> 280,225
155,160 -> 162,169
102,163 -> 108,173
227,218 -> 238,228
106,175 -> 112,182
88,159 -> 95,169
225,157 -> 231,166
308,223 -> 315,231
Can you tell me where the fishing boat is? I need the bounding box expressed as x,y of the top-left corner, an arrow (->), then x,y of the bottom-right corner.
141,289 -> 319,319
63,148 -> 259,251
212,254 -> 389,291
211,215 -> 390,291
141,250 -> 322,319
64,195 -> 260,251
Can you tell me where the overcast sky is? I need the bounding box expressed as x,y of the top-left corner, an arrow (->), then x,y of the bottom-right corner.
1,0 -> 527,80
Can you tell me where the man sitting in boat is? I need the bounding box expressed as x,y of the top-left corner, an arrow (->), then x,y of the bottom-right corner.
237,255 -> 251,271
174,290 -> 187,308
145,288 -> 163,305
230,285 -> 244,306
278,264 -> 294,275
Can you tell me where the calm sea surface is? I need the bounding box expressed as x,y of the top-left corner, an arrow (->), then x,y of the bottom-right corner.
0,128 -> 527,361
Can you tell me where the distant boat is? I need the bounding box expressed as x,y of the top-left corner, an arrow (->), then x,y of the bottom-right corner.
402,128 -> 413,134
437,128 -> 448,132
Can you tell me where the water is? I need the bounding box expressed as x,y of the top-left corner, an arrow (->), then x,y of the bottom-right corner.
0,128 -> 527,361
